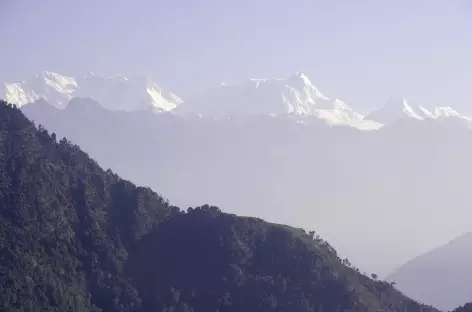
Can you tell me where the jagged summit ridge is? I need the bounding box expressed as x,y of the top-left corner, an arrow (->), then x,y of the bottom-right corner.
2,71 -> 78,107
175,72 -> 381,130
4,71 -> 472,130
1,71 -> 183,112
367,95 -> 472,126
367,96 -> 431,123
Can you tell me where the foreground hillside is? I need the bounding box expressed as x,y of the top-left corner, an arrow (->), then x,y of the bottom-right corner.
21,98 -> 472,276
0,99 -> 438,312
0,101 -> 178,312
387,233 -> 472,311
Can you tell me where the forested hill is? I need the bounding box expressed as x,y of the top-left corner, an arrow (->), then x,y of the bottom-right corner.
0,100 -> 439,312
454,303 -> 472,312
0,101 -> 179,312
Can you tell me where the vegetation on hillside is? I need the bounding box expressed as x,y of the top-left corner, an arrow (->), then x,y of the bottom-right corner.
0,101 -> 440,312
453,303 -> 472,312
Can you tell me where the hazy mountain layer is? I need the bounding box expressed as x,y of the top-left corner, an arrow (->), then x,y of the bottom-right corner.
22,98 -> 472,277
387,233 -> 472,311
0,100 -> 439,312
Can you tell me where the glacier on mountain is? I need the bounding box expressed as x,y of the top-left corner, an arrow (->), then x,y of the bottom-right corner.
367,95 -> 472,126
3,71 -> 472,130
1,71 -> 183,112
175,72 -> 382,130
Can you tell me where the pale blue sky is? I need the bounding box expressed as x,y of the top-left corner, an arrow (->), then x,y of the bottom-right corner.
1,0 -> 472,113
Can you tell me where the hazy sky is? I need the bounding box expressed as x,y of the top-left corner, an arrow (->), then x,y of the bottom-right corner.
1,0 -> 472,113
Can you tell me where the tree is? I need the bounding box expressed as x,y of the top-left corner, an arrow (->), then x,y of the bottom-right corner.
309,231 -> 316,239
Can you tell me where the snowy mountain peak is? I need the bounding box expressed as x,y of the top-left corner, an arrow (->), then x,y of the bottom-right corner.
385,95 -> 429,120
384,95 -> 411,109
366,95 -> 472,126
434,106 -> 461,118
175,73 -> 380,130
287,72 -> 312,86
2,72 -> 77,107
6,71 -> 471,131
1,72 -> 182,112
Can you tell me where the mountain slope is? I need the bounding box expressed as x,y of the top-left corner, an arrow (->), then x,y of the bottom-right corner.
8,71 -> 472,130
454,303 -> 472,312
176,72 -> 382,129
0,99 -> 439,312
386,233 -> 472,311
1,71 -> 182,112
0,101 -> 179,312
367,96 -> 472,126
21,98 -> 472,277
128,207 -> 438,312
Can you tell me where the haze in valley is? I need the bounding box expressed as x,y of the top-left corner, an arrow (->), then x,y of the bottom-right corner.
2,1 -> 472,310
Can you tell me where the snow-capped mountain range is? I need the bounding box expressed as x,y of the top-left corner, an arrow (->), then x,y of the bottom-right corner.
2,71 -> 471,130
1,71 -> 182,112
174,72 -> 381,130
367,95 -> 472,125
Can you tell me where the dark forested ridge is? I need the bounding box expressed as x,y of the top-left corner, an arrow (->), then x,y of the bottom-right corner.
454,304 -> 472,312
0,101 -> 178,312
0,100 -> 440,312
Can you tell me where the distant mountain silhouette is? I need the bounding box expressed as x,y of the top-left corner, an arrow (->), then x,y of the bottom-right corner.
387,233 -> 472,311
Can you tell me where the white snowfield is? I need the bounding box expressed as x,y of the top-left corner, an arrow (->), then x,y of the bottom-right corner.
366,95 -> 472,125
174,72 -> 382,130
1,71 -> 183,112
2,71 -> 471,129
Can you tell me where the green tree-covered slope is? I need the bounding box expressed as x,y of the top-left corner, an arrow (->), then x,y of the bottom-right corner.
0,101 -> 439,312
